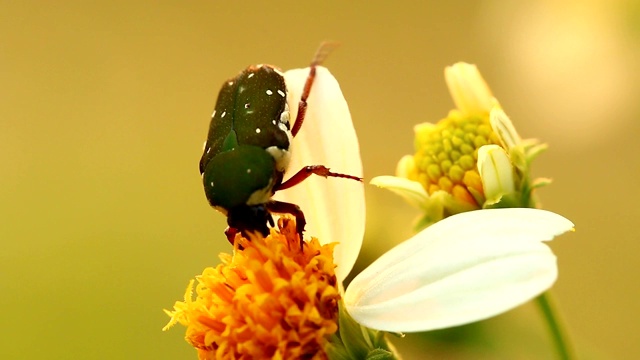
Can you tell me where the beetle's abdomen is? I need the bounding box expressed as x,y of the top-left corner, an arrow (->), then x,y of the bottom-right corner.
200,65 -> 292,175
202,146 -> 277,210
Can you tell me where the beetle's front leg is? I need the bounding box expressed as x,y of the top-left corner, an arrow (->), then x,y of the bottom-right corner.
266,200 -> 306,250
275,165 -> 362,192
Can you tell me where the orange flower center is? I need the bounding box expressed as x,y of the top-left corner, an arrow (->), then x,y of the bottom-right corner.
164,217 -> 340,360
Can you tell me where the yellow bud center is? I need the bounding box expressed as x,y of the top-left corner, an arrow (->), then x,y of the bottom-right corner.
409,111 -> 501,207
164,218 -> 340,360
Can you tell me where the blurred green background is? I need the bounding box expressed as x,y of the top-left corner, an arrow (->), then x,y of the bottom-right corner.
1,1 -> 638,359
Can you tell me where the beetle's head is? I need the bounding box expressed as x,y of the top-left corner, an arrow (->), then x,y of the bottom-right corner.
226,203 -> 274,238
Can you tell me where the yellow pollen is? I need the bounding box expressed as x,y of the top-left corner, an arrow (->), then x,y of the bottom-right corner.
163,217 -> 340,360
410,112 -> 501,207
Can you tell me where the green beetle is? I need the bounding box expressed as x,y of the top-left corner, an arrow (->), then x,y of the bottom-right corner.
199,43 -> 360,244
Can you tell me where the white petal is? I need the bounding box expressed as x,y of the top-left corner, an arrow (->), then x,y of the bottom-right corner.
395,154 -> 416,179
275,66 -> 365,282
370,176 -> 428,209
490,107 -> 522,150
444,63 -> 495,115
344,208 -> 573,332
477,145 -> 515,205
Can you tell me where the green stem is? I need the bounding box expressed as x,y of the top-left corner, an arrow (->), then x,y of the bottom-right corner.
536,291 -> 575,360
527,192 -> 574,359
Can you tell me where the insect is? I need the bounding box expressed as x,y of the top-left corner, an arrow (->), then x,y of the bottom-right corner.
199,43 -> 361,246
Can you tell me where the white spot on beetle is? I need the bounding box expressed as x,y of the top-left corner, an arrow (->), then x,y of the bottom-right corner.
255,128 -> 261,134
221,111 -> 226,118
227,81 -> 233,86
248,73 -> 255,79
247,177 -> 276,205
244,103 -> 250,108
266,89 -> 273,96
272,120 -> 276,125
202,141 -> 207,151
266,145 -> 291,172
277,90 -> 285,97
211,110 -> 216,118
280,110 -> 290,124
247,168 -> 252,174
210,181 -> 214,187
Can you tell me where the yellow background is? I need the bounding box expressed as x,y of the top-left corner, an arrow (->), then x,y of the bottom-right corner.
1,1 -> 637,358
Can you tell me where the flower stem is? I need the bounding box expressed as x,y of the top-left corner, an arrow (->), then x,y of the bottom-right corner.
536,291 -> 575,360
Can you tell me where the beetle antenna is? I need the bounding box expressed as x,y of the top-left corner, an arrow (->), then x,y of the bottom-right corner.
311,41 -> 340,66
290,41 -> 340,137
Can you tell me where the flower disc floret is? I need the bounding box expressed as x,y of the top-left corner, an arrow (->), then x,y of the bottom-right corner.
410,111 -> 501,207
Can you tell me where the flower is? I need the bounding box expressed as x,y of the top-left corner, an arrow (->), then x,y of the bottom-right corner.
165,65 -> 367,359
165,65 -> 574,358
276,67 -> 574,334
163,218 -> 340,359
273,66 -> 365,283
343,208 -> 574,332
371,63 -> 549,230
165,211 -> 573,358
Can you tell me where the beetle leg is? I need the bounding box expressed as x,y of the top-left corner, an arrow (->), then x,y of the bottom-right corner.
224,226 -> 239,245
275,165 -> 362,192
266,200 -> 306,250
291,42 -> 340,137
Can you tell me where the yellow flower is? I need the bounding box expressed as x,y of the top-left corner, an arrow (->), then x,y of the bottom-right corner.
164,218 -> 340,360
372,63 -> 548,229
275,64 -> 572,337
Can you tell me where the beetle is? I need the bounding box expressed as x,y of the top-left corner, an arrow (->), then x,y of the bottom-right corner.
199,43 -> 361,246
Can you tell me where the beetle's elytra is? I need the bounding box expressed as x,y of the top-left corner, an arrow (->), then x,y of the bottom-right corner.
199,42 -> 361,246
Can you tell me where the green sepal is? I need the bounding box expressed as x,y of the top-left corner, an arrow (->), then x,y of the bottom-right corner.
365,348 -> 396,360
482,192 -> 524,209
509,146 -> 528,173
523,140 -> 548,161
338,302 -> 374,359
531,177 -> 552,189
324,335 -> 352,360
509,139 -> 547,173
326,301 -> 398,360
413,213 -> 437,232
